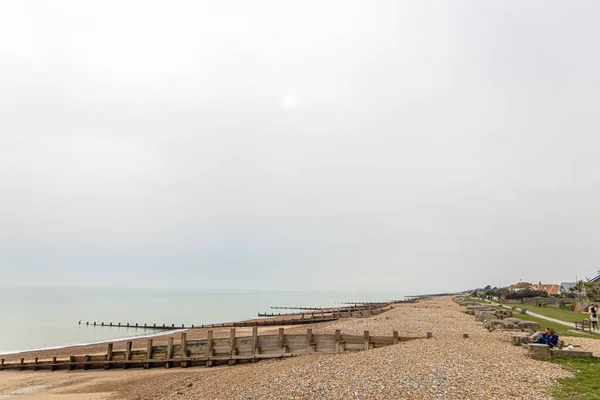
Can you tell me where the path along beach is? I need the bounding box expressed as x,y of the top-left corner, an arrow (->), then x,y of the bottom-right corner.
2,296 -> 595,399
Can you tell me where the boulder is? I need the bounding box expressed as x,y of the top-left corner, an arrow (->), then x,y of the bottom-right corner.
518,321 -> 540,332
504,318 -> 522,325
494,309 -> 513,319
475,311 -> 498,322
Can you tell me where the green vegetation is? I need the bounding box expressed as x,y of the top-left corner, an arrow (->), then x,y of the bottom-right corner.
510,312 -> 597,339
508,304 -> 587,324
552,357 -> 600,400
467,297 -> 489,304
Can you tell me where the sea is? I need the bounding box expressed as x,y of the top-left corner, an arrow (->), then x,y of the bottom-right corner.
0,287 -> 406,354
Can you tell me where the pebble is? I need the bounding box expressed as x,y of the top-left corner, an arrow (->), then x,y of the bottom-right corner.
75,297 -> 573,399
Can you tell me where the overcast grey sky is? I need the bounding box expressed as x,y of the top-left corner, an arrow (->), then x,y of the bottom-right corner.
1,1 -> 599,293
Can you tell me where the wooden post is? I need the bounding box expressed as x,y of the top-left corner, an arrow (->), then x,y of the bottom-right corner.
83,355 -> 90,370
51,356 -> 56,371
426,332 -> 433,339
165,337 -> 174,368
306,328 -> 313,353
363,331 -> 370,351
19,358 -> 24,371
335,329 -> 343,353
206,330 -> 214,367
68,356 -> 74,371
0,359 -> 4,371
33,357 -> 38,371
180,332 -> 188,368
277,327 -> 285,354
144,339 -> 153,369
463,333 -> 469,339
228,328 -> 236,365
393,331 -> 399,345
123,341 -> 132,369
251,326 -> 258,360
105,343 -> 113,369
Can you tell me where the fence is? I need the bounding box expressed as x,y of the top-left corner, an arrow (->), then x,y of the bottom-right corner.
0,328 -> 426,372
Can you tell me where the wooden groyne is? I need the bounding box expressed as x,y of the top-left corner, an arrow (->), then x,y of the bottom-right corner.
270,306 -> 337,311
78,321 -> 190,330
0,328 -> 426,372
79,305 -> 393,331
258,306 -> 392,319
197,313 -> 340,328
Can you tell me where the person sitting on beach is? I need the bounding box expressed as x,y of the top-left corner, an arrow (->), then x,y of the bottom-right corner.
543,328 -> 559,348
534,328 -> 550,345
523,328 -> 560,350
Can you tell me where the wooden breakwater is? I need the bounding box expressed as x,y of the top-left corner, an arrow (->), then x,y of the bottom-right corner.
0,328 -> 426,372
258,305 -> 392,318
83,306 -> 393,331
79,321 -> 190,330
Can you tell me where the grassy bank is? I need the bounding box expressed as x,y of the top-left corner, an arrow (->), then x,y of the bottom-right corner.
502,303 -> 588,324
513,312 -> 597,339
552,356 -> 600,399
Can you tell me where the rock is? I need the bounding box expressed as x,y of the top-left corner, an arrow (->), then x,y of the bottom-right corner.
475,311 -> 498,322
504,318 -> 522,325
494,309 -> 513,319
518,321 -> 540,332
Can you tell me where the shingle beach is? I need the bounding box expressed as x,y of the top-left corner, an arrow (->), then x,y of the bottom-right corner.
0,297 -> 576,399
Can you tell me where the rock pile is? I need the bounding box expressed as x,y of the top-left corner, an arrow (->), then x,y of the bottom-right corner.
453,296 -> 539,333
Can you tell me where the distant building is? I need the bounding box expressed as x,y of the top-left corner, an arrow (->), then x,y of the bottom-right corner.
533,283 -> 560,295
509,281 -> 532,291
560,282 -> 576,294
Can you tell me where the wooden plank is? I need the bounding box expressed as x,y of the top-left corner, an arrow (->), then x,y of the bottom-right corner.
144,339 -> 153,369
123,341 -> 132,369
251,327 -> 258,357
278,328 -> 285,353
180,332 -> 188,368
206,330 -> 214,367
165,337 -> 173,368
229,328 -> 237,366
306,329 -> 313,353
335,330 -> 342,353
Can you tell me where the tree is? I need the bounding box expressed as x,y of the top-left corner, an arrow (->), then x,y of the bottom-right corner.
569,280 -> 587,302
584,281 -> 600,301
496,287 -> 510,299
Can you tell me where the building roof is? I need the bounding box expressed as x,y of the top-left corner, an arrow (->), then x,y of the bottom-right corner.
535,284 -> 560,295
560,282 -> 576,292
590,274 -> 600,283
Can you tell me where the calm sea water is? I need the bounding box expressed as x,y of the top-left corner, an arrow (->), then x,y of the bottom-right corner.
0,287 -> 405,354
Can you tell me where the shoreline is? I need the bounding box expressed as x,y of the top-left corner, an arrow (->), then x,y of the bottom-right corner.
0,328 -> 186,357
0,297 -> 578,399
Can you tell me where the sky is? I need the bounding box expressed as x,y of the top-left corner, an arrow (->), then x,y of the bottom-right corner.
1,0 -> 600,293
